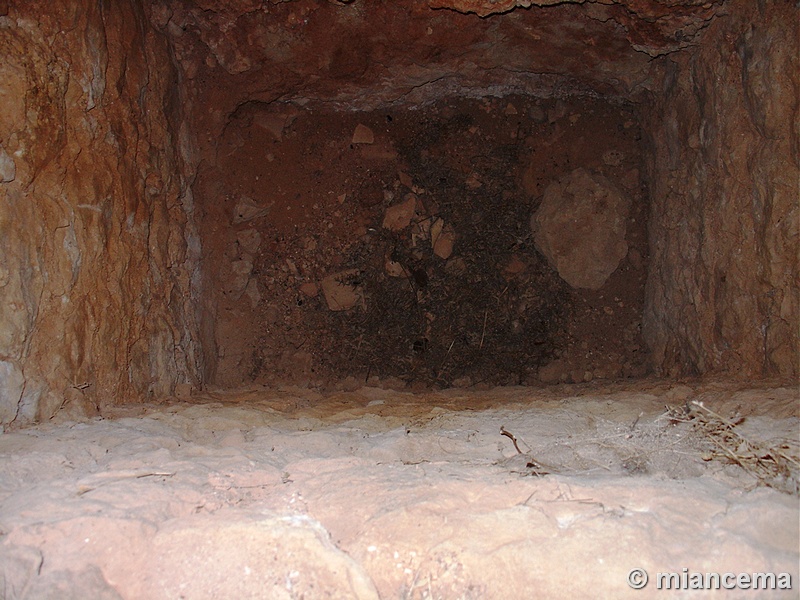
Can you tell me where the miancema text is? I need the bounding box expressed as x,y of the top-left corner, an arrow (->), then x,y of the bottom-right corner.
657,569 -> 792,590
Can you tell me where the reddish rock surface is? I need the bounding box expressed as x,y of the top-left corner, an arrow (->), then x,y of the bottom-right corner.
0,0 -> 796,423
147,0 -> 673,147
643,0 -> 799,379
0,1 -> 202,423
429,0 -> 721,58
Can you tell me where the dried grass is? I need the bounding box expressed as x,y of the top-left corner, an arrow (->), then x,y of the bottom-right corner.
666,400 -> 800,495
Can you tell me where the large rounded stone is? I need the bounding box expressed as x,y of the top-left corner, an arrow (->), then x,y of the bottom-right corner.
531,168 -> 630,290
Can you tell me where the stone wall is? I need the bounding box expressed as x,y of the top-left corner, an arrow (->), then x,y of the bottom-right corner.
643,0 -> 799,379
0,0 -> 203,424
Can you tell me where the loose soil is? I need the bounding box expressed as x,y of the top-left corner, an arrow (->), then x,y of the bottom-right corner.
194,95 -> 649,390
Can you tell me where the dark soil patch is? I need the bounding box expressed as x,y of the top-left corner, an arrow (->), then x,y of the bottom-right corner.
196,95 -> 649,389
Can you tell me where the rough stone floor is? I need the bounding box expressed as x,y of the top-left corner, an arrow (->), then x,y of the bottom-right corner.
0,380 -> 797,599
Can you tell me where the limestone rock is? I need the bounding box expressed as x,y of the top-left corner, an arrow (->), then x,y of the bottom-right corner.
0,0 -> 202,423
232,197 -> 270,224
643,1 -> 799,379
430,218 -> 456,260
531,168 -> 630,290
0,146 -> 15,182
385,257 -> 408,278
1,0 -> 793,410
252,108 -> 298,141
253,112 -> 288,140
244,278 -> 261,308
160,0 -> 717,142
382,195 -> 416,231
24,566 -> 123,600
428,0 -> 720,56
321,270 -> 363,311
223,260 -> 253,299
236,229 -> 262,255
299,282 -> 319,297
0,360 -> 24,423
351,124 -> 374,144
142,513 -> 379,599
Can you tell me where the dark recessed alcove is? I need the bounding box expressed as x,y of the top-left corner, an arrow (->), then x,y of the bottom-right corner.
195,95 -> 650,390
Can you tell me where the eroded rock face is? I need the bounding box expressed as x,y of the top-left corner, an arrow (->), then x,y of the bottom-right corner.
146,0 -> 724,159
428,0 -> 721,57
0,1 -> 203,423
532,168 -> 630,290
643,0 -> 799,379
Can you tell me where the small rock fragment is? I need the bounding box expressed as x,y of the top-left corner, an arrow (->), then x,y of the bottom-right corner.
465,174 -> 482,189
602,149 -> 625,166
430,218 -> 456,259
382,195 -> 416,231
398,171 -> 413,189
351,124 -> 374,144
225,259 -> 253,298
0,146 -> 16,183
244,279 -> 262,308
320,270 -> 362,311
299,282 -> 319,297
175,383 -> 193,399
444,256 -> 467,275
237,229 -> 262,255
504,102 -> 518,115
410,217 -> 431,248
232,197 -> 271,224
385,257 -> 407,278
503,254 -> 527,277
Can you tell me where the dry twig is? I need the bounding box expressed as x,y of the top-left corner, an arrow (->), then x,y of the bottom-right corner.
500,425 -> 523,454
667,401 -> 799,495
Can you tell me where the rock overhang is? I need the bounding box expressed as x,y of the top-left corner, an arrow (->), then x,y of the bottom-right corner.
147,0 -> 724,130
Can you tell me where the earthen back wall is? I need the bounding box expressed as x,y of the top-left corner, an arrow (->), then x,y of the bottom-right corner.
0,0 -> 203,424
643,0 -> 799,379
